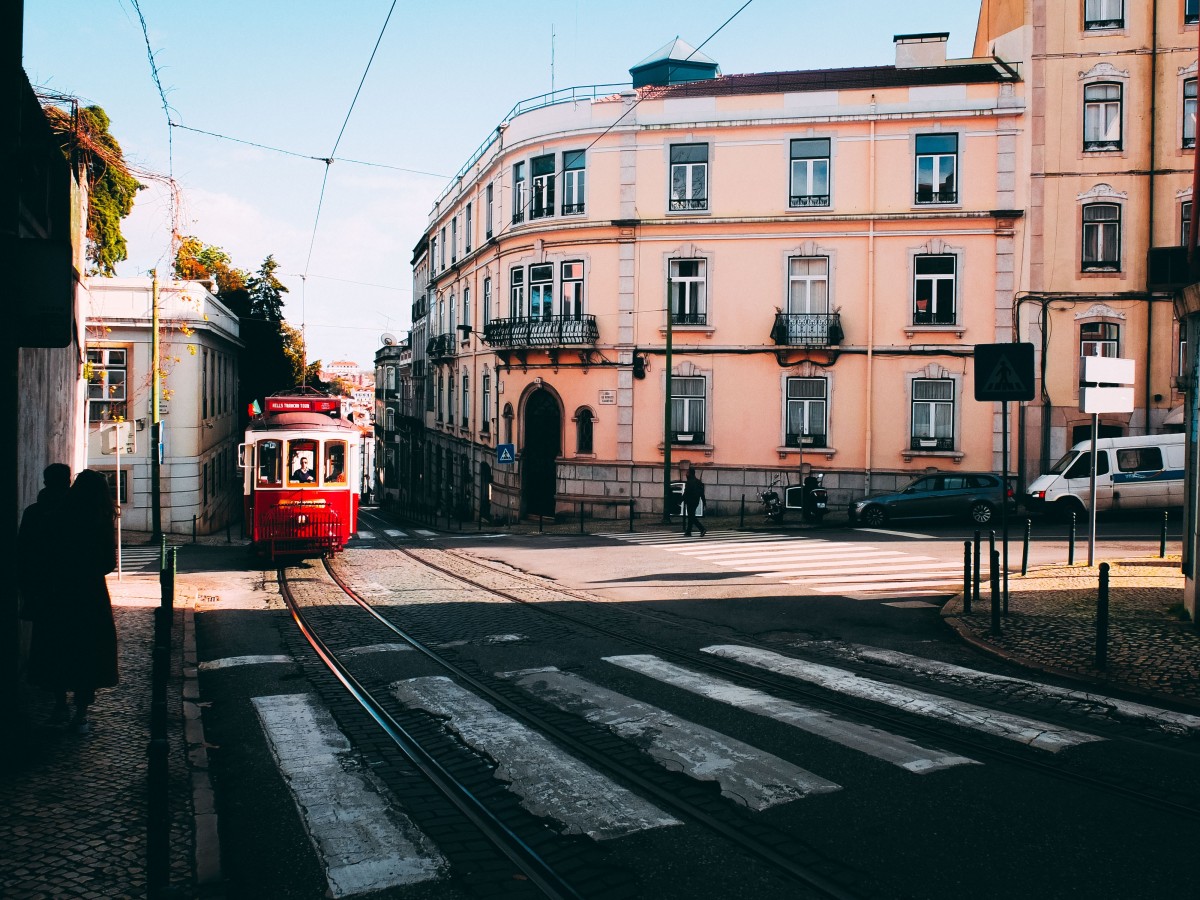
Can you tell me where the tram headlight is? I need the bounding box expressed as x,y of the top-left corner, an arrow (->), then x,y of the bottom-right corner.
297,514 -> 308,525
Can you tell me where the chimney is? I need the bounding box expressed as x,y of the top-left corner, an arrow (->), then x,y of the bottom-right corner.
894,32 -> 949,68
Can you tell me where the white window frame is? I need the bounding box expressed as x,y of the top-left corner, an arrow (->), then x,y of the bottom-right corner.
668,258 -> 707,325
486,182 -> 494,237
461,288 -> 471,343
510,267 -> 525,318
560,261 -> 584,318
1080,321 -> 1120,358
914,133 -> 958,204
483,276 -> 492,324
481,371 -> 491,434
528,264 -> 553,319
465,202 -> 473,253
1083,82 -> 1122,151
1185,79 -> 1197,149
911,378 -> 955,451
461,372 -> 470,428
670,376 -> 706,444
512,161 -> 526,224
530,154 -> 555,220
1084,0 -> 1123,30
785,377 -> 827,448
789,138 -> 830,208
669,143 -> 709,212
86,347 -> 128,423
562,150 -> 586,215
913,255 -> 957,325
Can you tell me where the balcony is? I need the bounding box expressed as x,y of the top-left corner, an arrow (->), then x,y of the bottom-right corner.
915,188 -> 957,205
771,312 -> 843,347
1147,247 -> 1200,292
911,436 -> 954,451
785,433 -> 827,448
789,194 -> 830,209
482,314 -> 599,348
426,333 -> 457,361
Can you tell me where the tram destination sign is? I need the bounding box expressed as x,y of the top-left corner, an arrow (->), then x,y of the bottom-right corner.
973,342 -> 1035,402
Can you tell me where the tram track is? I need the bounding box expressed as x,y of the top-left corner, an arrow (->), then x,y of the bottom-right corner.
280,559 -> 870,900
352,511 -> 1200,823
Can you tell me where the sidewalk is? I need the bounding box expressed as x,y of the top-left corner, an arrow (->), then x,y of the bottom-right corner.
0,539 -> 228,900
942,557 -> 1200,709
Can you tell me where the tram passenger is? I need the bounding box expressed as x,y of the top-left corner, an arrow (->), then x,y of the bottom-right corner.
324,444 -> 346,484
291,456 -> 316,483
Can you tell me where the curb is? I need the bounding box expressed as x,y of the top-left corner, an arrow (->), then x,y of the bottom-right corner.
940,592 -> 1200,714
183,606 -> 224,897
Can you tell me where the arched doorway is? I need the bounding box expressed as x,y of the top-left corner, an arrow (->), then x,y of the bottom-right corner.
521,389 -> 561,517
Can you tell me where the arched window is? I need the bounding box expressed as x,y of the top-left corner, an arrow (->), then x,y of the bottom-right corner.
1081,321 -> 1120,358
574,407 -> 595,454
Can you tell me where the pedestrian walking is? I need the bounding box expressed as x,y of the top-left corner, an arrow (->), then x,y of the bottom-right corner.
27,469 -> 119,734
683,468 -> 707,537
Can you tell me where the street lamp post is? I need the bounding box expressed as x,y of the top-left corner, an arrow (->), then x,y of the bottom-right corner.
661,306 -> 673,524
150,270 -> 162,542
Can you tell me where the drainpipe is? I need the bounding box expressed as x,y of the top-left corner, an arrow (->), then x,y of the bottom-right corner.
1146,0 -> 1159,433
865,104 -> 877,495
150,270 -> 163,541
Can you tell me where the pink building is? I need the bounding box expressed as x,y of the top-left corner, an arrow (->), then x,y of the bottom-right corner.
411,34 -> 1026,521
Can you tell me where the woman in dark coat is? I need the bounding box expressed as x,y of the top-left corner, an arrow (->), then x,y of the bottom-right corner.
29,469 -> 119,733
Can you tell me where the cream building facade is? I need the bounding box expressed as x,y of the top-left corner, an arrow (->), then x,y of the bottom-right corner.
977,1 -> 1198,485
84,277 -> 243,535
411,34 -> 1026,521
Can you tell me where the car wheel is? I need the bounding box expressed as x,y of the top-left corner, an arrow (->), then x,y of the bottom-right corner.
969,501 -> 994,525
1054,497 -> 1086,522
860,505 -> 887,527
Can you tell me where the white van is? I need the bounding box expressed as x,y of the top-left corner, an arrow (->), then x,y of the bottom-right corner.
1026,433 -> 1185,516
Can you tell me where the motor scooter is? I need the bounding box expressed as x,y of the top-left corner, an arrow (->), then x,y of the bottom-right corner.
758,473 -> 827,523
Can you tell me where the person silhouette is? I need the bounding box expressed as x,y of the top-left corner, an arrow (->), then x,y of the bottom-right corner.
20,464 -> 73,723
683,469 -> 707,537
29,469 -> 119,733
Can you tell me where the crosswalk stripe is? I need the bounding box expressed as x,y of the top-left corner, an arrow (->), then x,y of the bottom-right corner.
414,529 -> 436,537
701,646 -> 1103,752
718,549 -> 911,565
500,666 -> 840,808
809,579 -> 959,592
748,559 -> 952,576
355,530 -> 375,540
252,694 -> 444,896
604,654 -> 975,773
390,676 -> 680,838
199,655 -> 293,670
384,529 -> 407,538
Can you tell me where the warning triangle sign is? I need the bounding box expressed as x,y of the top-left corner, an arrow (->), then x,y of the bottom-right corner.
983,356 -> 1026,395
497,444 -> 515,464
974,343 -> 1035,401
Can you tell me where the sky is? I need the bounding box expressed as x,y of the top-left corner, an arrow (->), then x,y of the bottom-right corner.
23,0 -> 983,368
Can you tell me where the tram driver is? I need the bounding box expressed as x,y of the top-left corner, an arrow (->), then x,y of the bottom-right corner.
291,455 -> 316,483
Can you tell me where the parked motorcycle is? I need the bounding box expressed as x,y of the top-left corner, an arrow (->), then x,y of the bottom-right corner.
758,473 -> 827,523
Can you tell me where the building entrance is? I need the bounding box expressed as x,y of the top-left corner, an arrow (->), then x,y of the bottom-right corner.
521,389 -> 560,517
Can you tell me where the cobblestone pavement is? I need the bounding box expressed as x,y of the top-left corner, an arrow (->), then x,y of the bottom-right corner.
942,558 -> 1200,709
1,575 -> 194,899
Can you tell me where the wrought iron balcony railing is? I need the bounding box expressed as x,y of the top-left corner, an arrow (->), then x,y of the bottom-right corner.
915,188 -> 958,204
771,312 -> 843,347
671,431 -> 705,445
912,309 -> 956,326
671,311 -> 708,326
482,314 -> 599,348
789,194 -> 830,208
669,197 -> 708,212
785,433 -> 827,448
911,436 -> 954,451
426,333 -> 457,361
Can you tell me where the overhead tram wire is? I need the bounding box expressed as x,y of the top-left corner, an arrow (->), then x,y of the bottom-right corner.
482,0 -> 756,249
298,0 -> 399,377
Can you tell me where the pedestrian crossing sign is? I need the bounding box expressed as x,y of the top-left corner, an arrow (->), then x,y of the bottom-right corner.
974,342 -> 1034,401
496,443 -> 515,464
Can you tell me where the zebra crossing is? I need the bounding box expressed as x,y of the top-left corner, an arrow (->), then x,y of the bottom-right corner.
118,544 -> 182,572
596,530 -> 962,601
217,638 -> 1200,897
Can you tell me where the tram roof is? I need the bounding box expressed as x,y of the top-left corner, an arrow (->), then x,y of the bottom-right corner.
248,411 -> 361,433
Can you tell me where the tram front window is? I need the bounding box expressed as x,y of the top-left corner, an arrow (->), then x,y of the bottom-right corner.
257,440 -> 282,486
324,441 -> 347,485
287,439 -> 319,486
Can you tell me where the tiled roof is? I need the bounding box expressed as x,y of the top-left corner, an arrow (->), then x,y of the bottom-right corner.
637,63 -> 1017,100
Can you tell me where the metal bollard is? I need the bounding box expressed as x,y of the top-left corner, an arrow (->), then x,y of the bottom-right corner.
629,498 -> 635,533
159,547 -> 176,612
1021,518 -> 1031,577
1068,512 -> 1076,566
1160,511 -> 1168,559
973,530 -> 982,605
580,502 -> 585,534
1096,562 -> 1110,669
740,495 -> 746,529
963,541 -> 972,615
990,549 -> 1002,636
538,514 -> 543,533
192,515 -> 197,544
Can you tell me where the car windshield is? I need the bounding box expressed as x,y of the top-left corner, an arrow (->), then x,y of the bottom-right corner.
1048,451 -> 1079,476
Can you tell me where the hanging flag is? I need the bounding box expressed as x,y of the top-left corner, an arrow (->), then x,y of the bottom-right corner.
248,399 -> 262,417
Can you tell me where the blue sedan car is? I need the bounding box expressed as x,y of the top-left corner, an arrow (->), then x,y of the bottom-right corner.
849,472 -> 1016,527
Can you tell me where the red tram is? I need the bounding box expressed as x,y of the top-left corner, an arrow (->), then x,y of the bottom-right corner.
239,391 -> 361,559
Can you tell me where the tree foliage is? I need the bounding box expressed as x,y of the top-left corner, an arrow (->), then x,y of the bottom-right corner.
248,255 -> 288,323
174,236 -> 249,295
281,322 -> 323,388
45,104 -> 144,276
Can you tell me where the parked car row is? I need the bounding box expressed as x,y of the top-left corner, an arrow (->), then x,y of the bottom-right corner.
829,433 -> 1185,528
